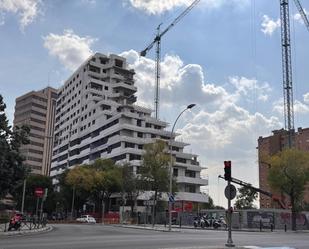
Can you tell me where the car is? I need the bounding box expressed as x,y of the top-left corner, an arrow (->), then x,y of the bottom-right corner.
76,215 -> 96,223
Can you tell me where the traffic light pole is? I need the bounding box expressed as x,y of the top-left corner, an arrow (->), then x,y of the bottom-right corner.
226,179 -> 234,247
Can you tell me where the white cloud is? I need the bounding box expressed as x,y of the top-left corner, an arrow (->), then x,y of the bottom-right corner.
261,15 -> 280,36
0,0 -> 41,30
121,49 -> 230,109
43,29 -> 97,71
273,98 -> 309,115
79,0 -> 96,6
295,100 -> 309,114
294,8 -> 308,25
303,93 -> 309,103
229,76 -> 271,101
125,0 -> 249,15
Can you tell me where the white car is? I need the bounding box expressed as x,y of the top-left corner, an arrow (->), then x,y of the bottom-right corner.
76,215 -> 96,223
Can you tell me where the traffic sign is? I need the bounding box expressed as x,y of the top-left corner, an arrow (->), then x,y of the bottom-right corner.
169,195 -> 175,203
35,187 -> 44,198
224,184 -> 237,200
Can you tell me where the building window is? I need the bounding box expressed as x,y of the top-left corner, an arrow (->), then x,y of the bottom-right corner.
185,184 -> 196,193
185,170 -> 196,178
173,168 -> 178,177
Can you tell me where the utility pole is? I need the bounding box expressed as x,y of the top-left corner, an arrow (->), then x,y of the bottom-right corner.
21,179 -> 26,213
224,161 -> 234,247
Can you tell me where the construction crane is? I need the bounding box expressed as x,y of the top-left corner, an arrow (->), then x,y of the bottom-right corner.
140,0 -> 201,119
293,0 -> 309,32
279,0 -> 308,148
280,0 -> 294,148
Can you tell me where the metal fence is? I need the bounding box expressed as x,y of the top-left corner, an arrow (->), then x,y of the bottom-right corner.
0,216 -> 47,232
120,209 -> 309,231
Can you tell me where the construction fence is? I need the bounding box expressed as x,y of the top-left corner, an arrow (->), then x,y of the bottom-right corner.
120,209 -> 309,230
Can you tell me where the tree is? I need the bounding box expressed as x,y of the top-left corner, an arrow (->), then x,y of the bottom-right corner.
267,149 -> 309,231
14,174 -> 55,214
234,186 -> 257,210
0,95 -> 30,199
65,159 -> 122,214
57,169 -> 89,216
89,159 -> 122,213
140,140 -> 174,226
121,163 -> 141,216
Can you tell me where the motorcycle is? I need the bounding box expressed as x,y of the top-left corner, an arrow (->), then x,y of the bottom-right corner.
213,216 -> 227,229
8,213 -> 22,231
193,215 -> 210,229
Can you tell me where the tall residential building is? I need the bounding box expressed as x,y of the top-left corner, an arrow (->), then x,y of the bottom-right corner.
13,87 -> 57,175
50,53 -> 208,206
258,128 -> 309,208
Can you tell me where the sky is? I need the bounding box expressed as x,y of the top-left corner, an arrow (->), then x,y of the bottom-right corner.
0,0 -> 309,207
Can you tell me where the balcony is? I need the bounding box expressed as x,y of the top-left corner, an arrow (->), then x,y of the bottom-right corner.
176,176 -> 208,186
175,192 -> 209,203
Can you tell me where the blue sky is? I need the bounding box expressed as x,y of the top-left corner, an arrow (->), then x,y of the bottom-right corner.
0,0 -> 309,207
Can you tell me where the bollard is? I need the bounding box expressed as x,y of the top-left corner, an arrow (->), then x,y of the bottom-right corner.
179,216 -> 182,228
270,223 -> 273,232
259,220 -> 262,232
284,224 -> 287,232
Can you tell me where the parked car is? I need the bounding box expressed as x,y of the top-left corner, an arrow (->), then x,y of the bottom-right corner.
76,215 -> 96,223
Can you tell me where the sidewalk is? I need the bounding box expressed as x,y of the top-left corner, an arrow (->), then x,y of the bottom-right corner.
117,223 -> 309,234
0,223 -> 52,236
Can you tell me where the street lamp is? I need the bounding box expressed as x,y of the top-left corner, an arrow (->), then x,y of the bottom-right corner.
168,104 -> 196,231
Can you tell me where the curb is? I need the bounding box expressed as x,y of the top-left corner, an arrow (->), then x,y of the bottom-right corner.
115,224 -> 181,232
0,225 -> 53,237
117,224 -> 309,234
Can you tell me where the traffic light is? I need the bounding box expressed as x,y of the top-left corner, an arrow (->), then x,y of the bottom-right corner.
224,161 -> 231,181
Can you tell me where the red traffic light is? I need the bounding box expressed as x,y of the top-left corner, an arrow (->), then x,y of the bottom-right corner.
224,161 -> 231,167
224,161 -> 231,181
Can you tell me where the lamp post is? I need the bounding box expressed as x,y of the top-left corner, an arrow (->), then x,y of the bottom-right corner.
168,104 -> 196,231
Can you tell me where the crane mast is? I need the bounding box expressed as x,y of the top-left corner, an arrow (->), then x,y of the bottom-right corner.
280,0 -> 294,148
140,0 -> 200,119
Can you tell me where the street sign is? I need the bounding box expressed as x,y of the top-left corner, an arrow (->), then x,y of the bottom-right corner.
143,200 -> 156,206
35,187 -> 44,198
169,195 -> 175,203
224,184 -> 237,200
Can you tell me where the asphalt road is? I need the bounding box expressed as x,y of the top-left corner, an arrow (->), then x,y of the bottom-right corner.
1,224 -> 309,249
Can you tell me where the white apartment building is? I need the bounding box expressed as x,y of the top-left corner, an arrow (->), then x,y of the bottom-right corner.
50,53 -> 208,206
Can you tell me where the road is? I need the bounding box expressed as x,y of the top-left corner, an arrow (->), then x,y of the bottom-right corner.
1,224 -> 309,249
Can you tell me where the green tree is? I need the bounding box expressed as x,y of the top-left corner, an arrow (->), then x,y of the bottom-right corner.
14,174 -> 55,214
57,169 -> 89,216
89,159 -> 122,213
234,186 -> 257,210
267,149 -> 309,231
121,163 -> 141,216
65,159 -> 122,214
0,95 -> 30,199
140,140 -> 174,226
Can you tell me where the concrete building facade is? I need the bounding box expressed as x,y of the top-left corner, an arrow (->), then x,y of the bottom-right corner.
258,128 -> 309,208
13,87 -> 57,175
50,53 -> 208,205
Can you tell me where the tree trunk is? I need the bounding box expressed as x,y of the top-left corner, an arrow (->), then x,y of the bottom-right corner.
291,192 -> 297,231
152,190 -> 158,227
